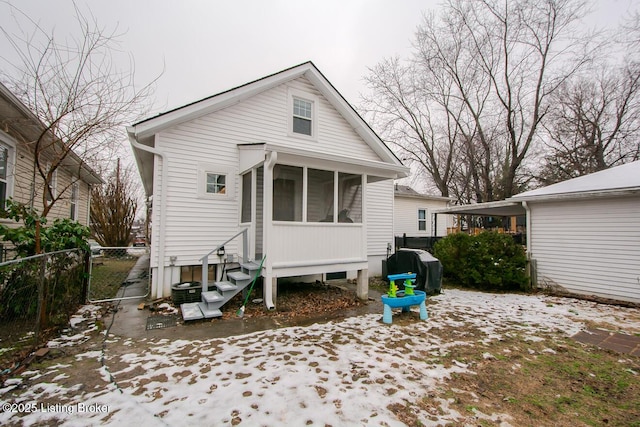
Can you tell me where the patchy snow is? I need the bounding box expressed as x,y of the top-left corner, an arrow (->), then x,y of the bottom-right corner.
155,303 -> 178,315
1,289 -> 638,426
69,305 -> 103,328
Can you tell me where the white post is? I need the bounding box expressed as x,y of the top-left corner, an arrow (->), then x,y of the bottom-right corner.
357,268 -> 368,301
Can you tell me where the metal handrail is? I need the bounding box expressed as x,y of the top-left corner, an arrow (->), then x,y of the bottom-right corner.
200,228 -> 248,291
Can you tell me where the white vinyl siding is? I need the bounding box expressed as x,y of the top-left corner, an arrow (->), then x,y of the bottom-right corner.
153,128 -> 240,268
394,196 -> 451,237
149,76 -> 389,269
530,197 -> 640,304
367,180 -> 394,256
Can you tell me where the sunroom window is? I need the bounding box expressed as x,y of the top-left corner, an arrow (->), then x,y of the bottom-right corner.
307,169 -> 334,222
273,165 -> 303,221
338,173 -> 362,223
241,172 -> 251,223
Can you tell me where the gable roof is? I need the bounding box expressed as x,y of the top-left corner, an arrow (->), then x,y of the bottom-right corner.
127,61 -> 405,168
512,160 -> 640,201
394,184 -> 451,202
434,161 -> 640,217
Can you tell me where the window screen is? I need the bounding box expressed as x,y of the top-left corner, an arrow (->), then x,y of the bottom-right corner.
273,165 -> 303,221
307,169 -> 334,222
337,173 -> 362,223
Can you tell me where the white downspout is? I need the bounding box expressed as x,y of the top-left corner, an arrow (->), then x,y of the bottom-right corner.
522,200 -> 534,288
128,131 -> 169,300
263,150 -> 277,310
522,201 -> 532,258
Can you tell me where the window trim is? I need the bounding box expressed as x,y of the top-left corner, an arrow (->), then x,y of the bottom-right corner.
418,208 -> 427,232
287,87 -> 318,141
0,132 -> 16,211
70,182 -> 79,220
197,164 -> 235,199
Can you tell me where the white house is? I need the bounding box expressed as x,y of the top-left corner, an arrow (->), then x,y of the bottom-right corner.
511,161 -> 640,304
127,62 -> 409,313
435,161 -> 640,304
393,185 -> 452,239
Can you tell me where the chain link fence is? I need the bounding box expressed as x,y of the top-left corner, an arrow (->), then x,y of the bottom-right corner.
0,245 -> 150,374
0,249 -> 89,369
87,246 -> 150,302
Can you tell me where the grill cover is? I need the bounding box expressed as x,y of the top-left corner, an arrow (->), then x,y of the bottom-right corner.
386,249 -> 442,295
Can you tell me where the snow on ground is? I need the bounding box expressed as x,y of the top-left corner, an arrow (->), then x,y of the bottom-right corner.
1,289 -> 638,426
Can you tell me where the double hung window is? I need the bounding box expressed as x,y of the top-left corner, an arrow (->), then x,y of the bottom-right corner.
70,182 -> 79,220
292,98 -> 313,136
288,88 -> 318,139
418,209 -> 427,231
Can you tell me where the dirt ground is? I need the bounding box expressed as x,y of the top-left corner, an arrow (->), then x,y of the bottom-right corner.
2,281 -> 640,426
218,280 -> 373,321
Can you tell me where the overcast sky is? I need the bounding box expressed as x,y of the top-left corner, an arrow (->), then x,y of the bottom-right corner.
2,0 -> 638,118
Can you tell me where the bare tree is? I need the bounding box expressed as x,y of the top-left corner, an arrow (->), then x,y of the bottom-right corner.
363,0 -> 595,202
538,69 -> 640,184
362,56 -> 459,197
90,159 -> 138,247
0,2 -> 156,250
537,11 -> 640,184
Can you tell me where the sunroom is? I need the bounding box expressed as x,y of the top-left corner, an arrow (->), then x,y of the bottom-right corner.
239,143 -> 403,309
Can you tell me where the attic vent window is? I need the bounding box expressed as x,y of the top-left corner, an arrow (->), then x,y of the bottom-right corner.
293,98 -> 312,136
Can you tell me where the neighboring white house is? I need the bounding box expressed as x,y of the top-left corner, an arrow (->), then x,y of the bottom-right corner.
511,161 -> 640,304
435,161 -> 640,304
127,62 -> 409,309
393,185 -> 452,238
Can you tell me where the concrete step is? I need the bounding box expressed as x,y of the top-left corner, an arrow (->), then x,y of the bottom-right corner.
181,302 -> 204,321
227,271 -> 251,285
198,302 -> 222,319
240,261 -> 262,272
202,290 -> 224,303
215,281 -> 238,292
